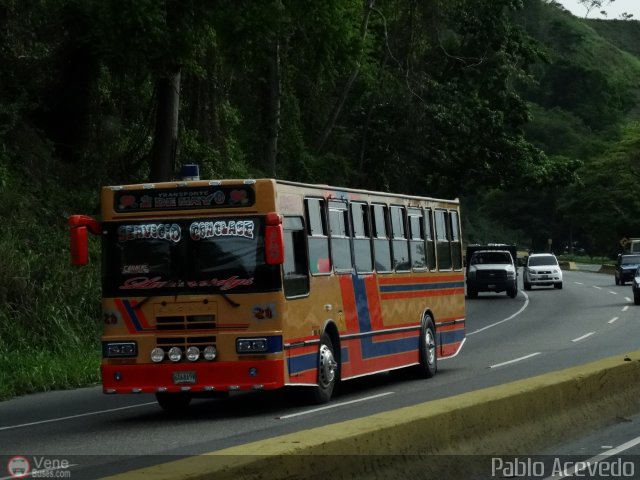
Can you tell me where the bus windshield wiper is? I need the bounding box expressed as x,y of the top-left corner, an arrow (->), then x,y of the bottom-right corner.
133,296 -> 153,310
219,292 -> 240,308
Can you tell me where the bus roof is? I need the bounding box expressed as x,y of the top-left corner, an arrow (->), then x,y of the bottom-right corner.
100,178 -> 459,220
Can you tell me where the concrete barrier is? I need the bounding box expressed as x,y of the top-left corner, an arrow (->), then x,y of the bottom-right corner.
107,351 -> 640,479
558,261 -> 576,270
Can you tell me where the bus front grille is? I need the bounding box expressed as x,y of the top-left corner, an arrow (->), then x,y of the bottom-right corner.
156,315 -> 216,331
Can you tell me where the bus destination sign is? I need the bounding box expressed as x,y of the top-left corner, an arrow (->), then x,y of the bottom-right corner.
114,186 -> 255,212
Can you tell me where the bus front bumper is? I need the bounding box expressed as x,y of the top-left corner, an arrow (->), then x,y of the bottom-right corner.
101,360 -> 285,394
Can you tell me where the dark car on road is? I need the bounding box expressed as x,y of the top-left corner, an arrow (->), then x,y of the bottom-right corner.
614,254 -> 640,285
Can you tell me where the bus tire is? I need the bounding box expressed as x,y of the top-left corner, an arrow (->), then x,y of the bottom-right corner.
309,333 -> 338,404
156,392 -> 191,413
415,316 -> 437,378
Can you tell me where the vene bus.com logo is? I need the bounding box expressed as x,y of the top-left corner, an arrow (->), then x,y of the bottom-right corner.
7,456 -> 30,478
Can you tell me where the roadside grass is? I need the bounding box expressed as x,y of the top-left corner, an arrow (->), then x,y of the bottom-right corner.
0,170 -> 102,401
0,235 -> 102,401
0,347 -> 100,401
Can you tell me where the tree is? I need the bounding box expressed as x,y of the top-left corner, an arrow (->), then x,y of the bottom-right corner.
577,0 -> 614,18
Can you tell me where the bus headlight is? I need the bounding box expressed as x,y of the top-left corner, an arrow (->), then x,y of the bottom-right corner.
103,342 -> 137,358
203,345 -> 217,361
168,347 -> 182,362
237,338 -> 268,353
186,346 -> 200,362
150,347 -> 165,363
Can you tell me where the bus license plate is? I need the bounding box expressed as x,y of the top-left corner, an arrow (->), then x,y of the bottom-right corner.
173,371 -> 196,385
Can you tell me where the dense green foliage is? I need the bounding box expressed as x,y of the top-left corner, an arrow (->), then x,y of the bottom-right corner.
0,0 -> 639,399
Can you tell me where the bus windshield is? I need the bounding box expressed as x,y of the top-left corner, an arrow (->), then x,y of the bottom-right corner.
101,216 -> 281,296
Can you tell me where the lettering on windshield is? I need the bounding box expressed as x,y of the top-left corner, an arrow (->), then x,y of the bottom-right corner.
118,224 -> 181,243
189,220 -> 255,240
119,276 -> 254,291
122,265 -> 150,274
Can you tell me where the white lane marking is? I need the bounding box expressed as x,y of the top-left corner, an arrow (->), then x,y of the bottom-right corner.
608,317 -> 619,324
489,352 -> 541,369
622,305 -> 629,312
574,282 -> 584,285
572,332 -> 595,343
277,392 -> 394,419
625,297 -> 632,302
468,291 -> 529,336
439,337 -> 466,360
608,291 -> 617,295
545,435 -> 640,479
593,286 -> 602,290
0,402 -> 157,432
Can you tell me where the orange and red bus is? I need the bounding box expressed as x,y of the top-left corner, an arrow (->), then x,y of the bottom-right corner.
69,174 -> 465,411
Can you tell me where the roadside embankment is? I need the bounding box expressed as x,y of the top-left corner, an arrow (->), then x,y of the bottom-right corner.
560,261 -> 616,275
599,264 -> 616,274
108,350 -> 640,479
558,260 -> 576,270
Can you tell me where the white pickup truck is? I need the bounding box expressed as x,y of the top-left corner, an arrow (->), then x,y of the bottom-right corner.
465,244 -> 518,299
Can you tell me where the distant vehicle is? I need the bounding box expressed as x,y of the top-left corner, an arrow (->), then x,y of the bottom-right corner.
465,244 -> 518,299
615,254 -> 640,285
632,268 -> 640,305
523,253 -> 563,290
626,238 -> 640,253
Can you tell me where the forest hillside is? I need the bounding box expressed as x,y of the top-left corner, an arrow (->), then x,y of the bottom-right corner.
1,0 -> 639,398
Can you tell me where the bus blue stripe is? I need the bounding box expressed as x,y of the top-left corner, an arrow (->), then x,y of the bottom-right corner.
353,276 -> 372,333
439,329 -> 465,345
287,347 -> 349,375
288,353 -> 316,374
122,300 -> 144,331
352,275 -> 418,359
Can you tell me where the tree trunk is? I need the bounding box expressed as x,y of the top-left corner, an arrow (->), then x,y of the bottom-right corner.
150,68 -> 181,182
264,40 -> 281,178
315,0 -> 375,155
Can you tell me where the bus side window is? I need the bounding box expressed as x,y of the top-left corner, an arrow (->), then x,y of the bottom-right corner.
425,208 -> 436,270
305,198 -> 331,275
351,202 -> 373,273
371,204 -> 392,272
283,217 -> 310,298
328,200 -> 353,273
435,209 -> 452,270
450,210 -> 462,270
390,205 -> 410,272
408,208 -> 426,270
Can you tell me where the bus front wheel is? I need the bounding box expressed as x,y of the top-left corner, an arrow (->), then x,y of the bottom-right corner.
309,333 -> 338,404
415,316 -> 437,378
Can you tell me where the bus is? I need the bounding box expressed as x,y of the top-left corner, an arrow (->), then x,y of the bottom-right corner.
69,174 -> 465,412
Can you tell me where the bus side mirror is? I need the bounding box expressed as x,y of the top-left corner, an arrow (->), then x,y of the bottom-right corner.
68,215 -> 101,266
70,225 -> 89,266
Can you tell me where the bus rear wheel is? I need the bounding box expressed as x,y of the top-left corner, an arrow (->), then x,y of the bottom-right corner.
156,392 -> 191,413
414,316 -> 437,378
309,333 -> 338,404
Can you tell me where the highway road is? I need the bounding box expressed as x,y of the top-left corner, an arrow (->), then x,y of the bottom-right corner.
2,269 -> 640,478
